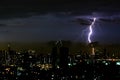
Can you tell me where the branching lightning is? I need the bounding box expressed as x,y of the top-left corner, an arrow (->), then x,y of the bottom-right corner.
88,18 -> 96,43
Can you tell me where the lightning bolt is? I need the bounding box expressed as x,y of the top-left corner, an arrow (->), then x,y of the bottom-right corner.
88,18 -> 96,43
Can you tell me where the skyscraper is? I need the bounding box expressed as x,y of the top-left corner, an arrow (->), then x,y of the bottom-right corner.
59,47 -> 69,69
51,47 -> 58,69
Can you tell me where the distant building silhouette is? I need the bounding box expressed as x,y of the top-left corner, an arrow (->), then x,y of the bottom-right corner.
103,48 -> 108,58
51,40 -> 69,69
51,47 -> 58,69
59,47 -> 69,69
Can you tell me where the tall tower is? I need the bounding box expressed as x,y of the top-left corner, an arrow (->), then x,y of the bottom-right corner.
51,47 -> 58,69
5,43 -> 11,65
59,47 -> 69,69
8,43 -> 11,52
90,43 -> 95,56
51,40 -> 62,69
89,42 -> 98,56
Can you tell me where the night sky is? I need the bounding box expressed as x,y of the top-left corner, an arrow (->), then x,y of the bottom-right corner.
0,0 -> 120,44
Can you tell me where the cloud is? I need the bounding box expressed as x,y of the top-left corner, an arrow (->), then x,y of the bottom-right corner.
0,0 -> 119,19
0,24 -> 6,27
99,18 -> 120,24
71,12 -> 120,26
72,18 -> 93,25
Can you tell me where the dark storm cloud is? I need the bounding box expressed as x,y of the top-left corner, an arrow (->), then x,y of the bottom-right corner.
0,24 -> 6,27
72,12 -> 120,26
0,30 -> 9,34
0,0 -> 119,19
99,18 -> 120,24
72,18 -> 93,25
0,0 -> 119,43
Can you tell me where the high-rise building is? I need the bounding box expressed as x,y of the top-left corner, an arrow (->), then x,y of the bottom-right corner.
89,43 -> 95,56
59,47 -> 69,69
89,42 -> 98,56
51,47 -> 58,69
51,40 -> 69,69
51,40 -> 63,69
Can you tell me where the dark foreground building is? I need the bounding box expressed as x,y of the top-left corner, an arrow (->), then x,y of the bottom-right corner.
59,47 -> 69,69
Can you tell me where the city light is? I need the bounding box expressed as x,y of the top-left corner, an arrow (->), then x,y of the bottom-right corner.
116,62 -> 120,65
